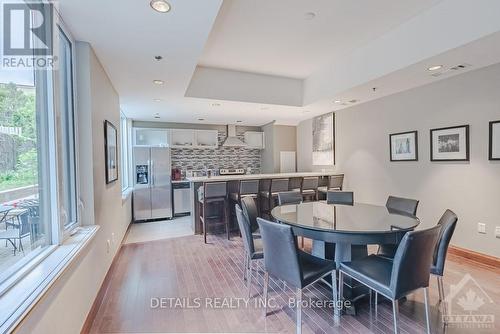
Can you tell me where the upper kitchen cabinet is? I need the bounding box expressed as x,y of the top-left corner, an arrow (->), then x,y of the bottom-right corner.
195,130 -> 218,149
170,129 -> 195,148
134,128 -> 169,147
244,131 -> 265,149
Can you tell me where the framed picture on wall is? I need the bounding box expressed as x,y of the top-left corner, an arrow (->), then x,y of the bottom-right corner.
389,131 -> 418,161
490,120 -> 500,160
104,120 -> 118,183
312,112 -> 335,165
430,125 -> 469,161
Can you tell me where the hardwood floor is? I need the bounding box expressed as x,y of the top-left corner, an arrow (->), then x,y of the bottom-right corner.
85,235 -> 499,333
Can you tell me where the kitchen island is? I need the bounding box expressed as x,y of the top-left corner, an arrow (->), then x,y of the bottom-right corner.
187,171 -> 343,234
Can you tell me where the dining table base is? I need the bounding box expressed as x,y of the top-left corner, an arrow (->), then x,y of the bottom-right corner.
312,240 -> 371,315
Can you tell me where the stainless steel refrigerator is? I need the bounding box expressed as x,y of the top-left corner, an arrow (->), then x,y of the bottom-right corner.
133,147 -> 173,221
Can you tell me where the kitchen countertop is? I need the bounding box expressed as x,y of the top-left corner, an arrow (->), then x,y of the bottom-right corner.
186,171 -> 341,182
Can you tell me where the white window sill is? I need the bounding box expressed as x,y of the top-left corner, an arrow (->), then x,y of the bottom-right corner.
122,187 -> 133,203
0,225 -> 100,333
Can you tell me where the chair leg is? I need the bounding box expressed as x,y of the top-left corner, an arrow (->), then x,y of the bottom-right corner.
247,260 -> 253,298
332,270 -> 339,318
296,288 -> 302,334
437,275 -> 443,303
263,271 -> 269,317
201,202 -> 207,244
338,271 -> 343,314
243,251 -> 248,281
375,292 -> 378,316
392,299 -> 399,334
437,276 -> 448,323
225,201 -> 230,240
423,288 -> 431,334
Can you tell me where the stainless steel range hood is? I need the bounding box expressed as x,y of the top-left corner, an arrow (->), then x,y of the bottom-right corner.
222,125 -> 246,147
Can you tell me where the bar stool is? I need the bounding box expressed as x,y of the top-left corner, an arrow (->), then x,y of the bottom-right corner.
288,177 -> 303,192
318,174 -> 344,200
301,176 -> 319,201
230,180 -> 259,204
259,178 -> 289,219
199,182 -> 229,244
230,179 -> 260,233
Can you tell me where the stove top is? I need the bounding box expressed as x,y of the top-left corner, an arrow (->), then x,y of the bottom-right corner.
219,168 -> 245,175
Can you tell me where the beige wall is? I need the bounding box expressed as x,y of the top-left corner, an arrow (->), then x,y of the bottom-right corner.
15,43 -> 132,333
261,122 -> 297,173
260,122 -> 275,173
297,116 -> 338,172
298,63 -> 500,257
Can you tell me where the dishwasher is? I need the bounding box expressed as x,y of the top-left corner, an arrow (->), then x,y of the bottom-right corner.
172,181 -> 191,216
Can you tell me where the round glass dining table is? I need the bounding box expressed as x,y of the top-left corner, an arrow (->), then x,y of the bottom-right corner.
271,201 -> 419,245
271,201 -> 420,312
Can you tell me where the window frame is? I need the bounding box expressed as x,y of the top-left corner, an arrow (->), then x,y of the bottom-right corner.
120,112 -> 130,192
0,0 -> 59,292
53,16 -> 81,241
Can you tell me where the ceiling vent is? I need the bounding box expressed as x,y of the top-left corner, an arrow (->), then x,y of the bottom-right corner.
450,63 -> 471,71
430,63 -> 471,77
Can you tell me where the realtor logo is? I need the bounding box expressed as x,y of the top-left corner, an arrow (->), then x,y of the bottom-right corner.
1,1 -> 56,70
2,2 -> 53,55
444,273 -> 495,329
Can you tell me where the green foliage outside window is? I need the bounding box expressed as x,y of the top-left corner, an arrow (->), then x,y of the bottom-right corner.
0,83 -> 38,192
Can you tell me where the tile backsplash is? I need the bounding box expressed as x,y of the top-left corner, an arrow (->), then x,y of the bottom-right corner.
171,129 -> 261,173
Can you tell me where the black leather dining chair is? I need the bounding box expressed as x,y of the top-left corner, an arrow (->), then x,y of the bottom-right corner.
326,191 -> 354,205
378,196 -> 420,258
277,191 -> 304,248
339,224 -> 442,334
257,217 -> 337,334
386,196 -> 419,215
430,209 -> 458,321
277,191 -> 303,206
241,196 -> 261,238
235,204 -> 263,297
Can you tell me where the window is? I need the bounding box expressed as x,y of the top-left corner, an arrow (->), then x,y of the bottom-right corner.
0,5 -> 78,287
0,51 -> 52,284
57,27 -> 78,229
120,112 -> 130,191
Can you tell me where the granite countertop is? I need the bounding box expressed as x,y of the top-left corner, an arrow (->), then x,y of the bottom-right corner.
186,171 -> 341,182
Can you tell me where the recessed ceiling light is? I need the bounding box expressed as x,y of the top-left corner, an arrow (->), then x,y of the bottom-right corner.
349,99 -> 358,103
150,0 -> 171,13
333,100 -> 341,104
260,107 -> 269,110
153,80 -> 164,85
303,110 -> 311,113
198,118 -> 205,121
304,12 -> 316,20
236,120 -> 243,123
211,102 -> 221,107
153,98 -> 162,102
428,65 -> 443,71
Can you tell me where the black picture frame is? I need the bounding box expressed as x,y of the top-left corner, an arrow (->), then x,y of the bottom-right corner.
430,125 -> 470,162
490,120 -> 500,161
389,130 -> 418,162
104,120 -> 118,184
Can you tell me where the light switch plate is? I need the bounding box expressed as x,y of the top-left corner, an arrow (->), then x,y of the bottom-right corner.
477,223 -> 486,234
495,226 -> 500,238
